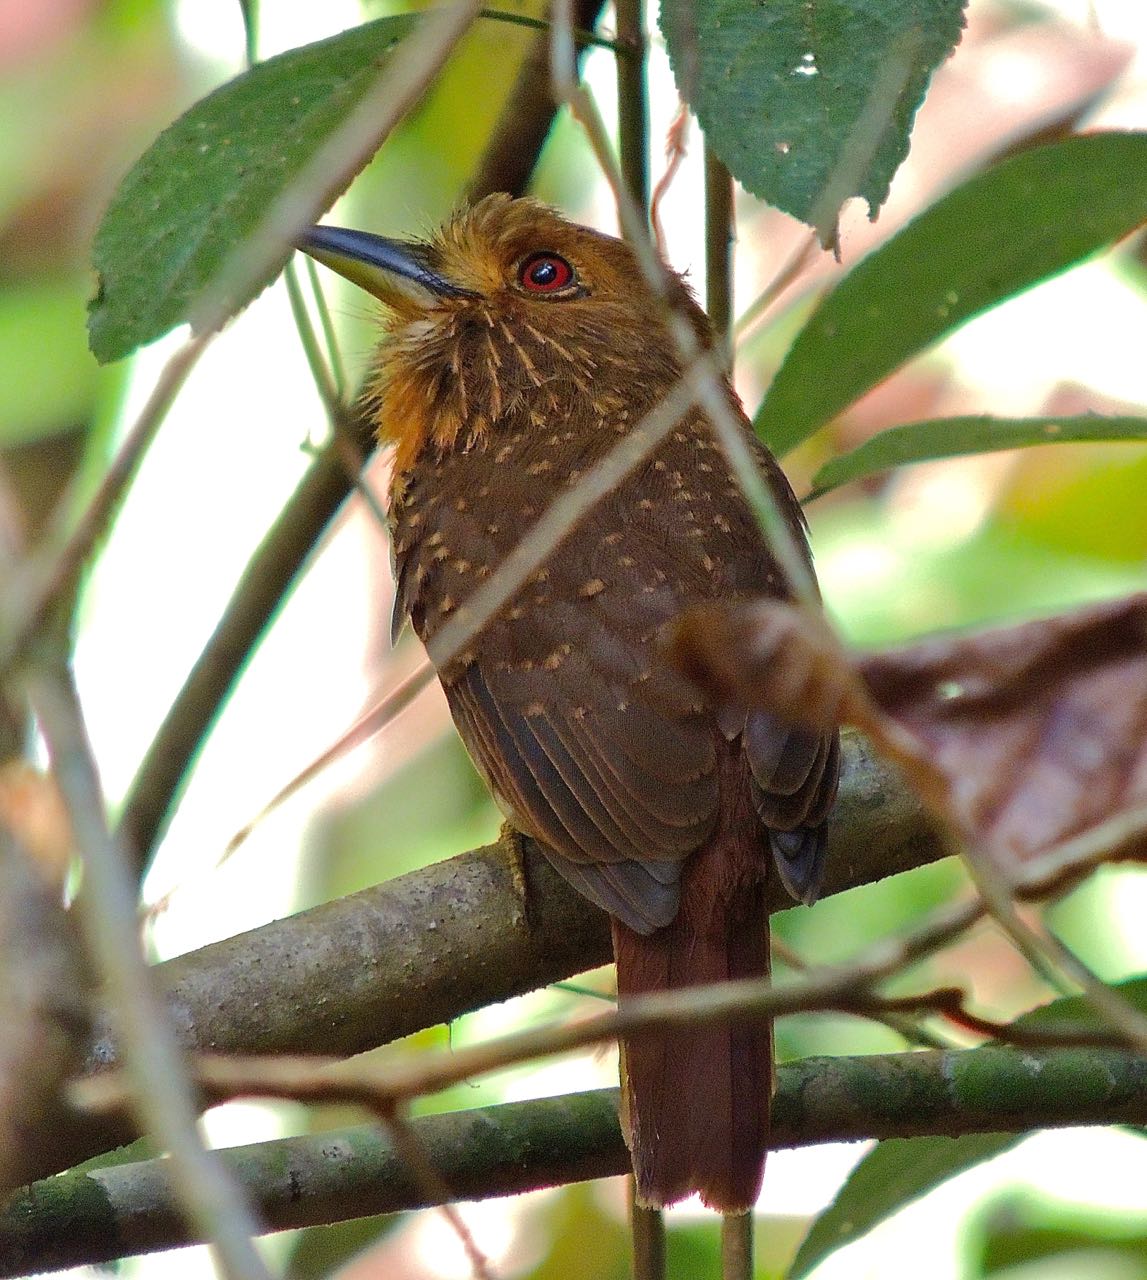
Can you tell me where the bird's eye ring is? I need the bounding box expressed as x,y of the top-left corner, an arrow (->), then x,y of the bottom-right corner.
518,252 -> 576,294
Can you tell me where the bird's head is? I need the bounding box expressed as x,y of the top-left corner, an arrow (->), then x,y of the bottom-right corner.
298,194 -> 711,477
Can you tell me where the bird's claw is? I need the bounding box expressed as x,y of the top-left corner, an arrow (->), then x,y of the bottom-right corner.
498,822 -> 533,930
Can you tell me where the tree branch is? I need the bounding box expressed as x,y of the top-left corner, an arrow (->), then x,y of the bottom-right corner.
148,734 -> 939,1061
161,736 -> 939,1046
31,731 -> 943,1183
9,1043 -> 1147,1274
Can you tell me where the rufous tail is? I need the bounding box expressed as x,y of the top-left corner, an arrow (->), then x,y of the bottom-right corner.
612,837 -> 771,1213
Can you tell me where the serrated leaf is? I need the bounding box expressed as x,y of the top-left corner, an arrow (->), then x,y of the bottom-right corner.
756,131 -> 1147,455
88,15 -> 418,364
660,0 -> 965,234
809,414 -> 1147,497
788,1132 -> 1019,1278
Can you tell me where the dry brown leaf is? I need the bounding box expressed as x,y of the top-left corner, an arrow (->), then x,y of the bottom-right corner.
857,593 -> 1147,890
668,593 -> 1147,892
669,601 -> 851,732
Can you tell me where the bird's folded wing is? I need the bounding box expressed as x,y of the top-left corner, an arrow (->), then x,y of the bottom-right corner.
744,710 -> 840,904
448,653 -> 718,934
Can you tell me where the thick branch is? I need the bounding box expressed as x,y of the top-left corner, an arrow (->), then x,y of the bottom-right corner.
37,732 -> 944,1182
8,1043 -> 1147,1274
135,734 -> 939,1063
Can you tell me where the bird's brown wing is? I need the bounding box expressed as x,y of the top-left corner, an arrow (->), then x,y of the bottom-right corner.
744,711 -> 840,903
445,585 -> 720,934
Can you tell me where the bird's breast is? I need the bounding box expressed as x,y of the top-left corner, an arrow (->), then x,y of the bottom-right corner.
389,410 -> 791,682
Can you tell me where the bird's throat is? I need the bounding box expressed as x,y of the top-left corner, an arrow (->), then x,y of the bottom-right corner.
370,304 -> 615,494
367,313 -> 485,486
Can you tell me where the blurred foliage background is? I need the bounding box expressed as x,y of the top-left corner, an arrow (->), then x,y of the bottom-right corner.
2,0 -> 1147,1276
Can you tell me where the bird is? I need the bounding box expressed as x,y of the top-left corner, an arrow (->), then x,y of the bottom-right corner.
298,194 -> 840,1214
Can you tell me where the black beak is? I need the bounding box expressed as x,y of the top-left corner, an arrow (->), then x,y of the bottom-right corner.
297,225 -> 475,301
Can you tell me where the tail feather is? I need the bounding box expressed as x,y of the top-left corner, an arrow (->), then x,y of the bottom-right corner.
612,839 -> 771,1212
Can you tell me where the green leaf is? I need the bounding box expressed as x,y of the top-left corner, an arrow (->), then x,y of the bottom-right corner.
88,14 -> 418,364
788,1132 -> 1020,1278
1016,975 -> 1147,1032
660,0 -> 966,234
756,132 -> 1147,456
809,415 -> 1147,497
974,1192 -> 1147,1276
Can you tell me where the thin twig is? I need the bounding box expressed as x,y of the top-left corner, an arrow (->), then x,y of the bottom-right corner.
974,862 -> 1147,1053
721,1213 -> 753,1280
286,252 -> 391,530
143,655 -> 434,911
732,233 -> 819,345
478,7 -> 622,53
283,260 -> 340,416
326,421 -> 391,531
236,0 -> 259,65
381,1108 -> 498,1280
1018,803 -> 1147,893
704,147 -> 734,355
928,991 -> 1129,1050
224,659 -> 435,857
649,104 -> 689,256
630,1182 -> 665,1280
304,256 -> 348,401
615,0 -> 648,215
27,667 -> 271,1280
774,935 -> 960,1051
470,0 -> 608,202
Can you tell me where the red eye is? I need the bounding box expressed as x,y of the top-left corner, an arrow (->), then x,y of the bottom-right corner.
519,252 -> 575,293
